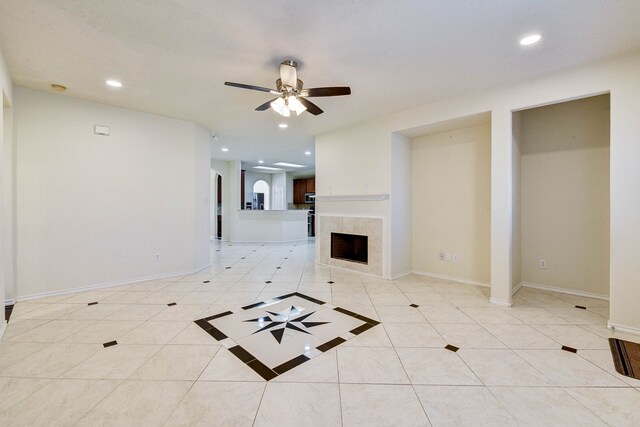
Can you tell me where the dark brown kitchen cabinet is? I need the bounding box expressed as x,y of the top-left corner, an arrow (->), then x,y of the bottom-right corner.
293,177 -> 315,204
293,179 -> 307,204
240,170 -> 246,209
306,178 -> 315,193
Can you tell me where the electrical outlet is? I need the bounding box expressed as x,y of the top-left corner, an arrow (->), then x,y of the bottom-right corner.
445,253 -> 452,262
439,252 -> 446,261
155,254 -> 160,262
539,259 -> 547,269
453,254 -> 460,263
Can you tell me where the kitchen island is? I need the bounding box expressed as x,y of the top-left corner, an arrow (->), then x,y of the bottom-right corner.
229,209 -> 309,242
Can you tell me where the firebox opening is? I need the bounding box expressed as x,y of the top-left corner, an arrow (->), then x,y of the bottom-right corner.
331,232 -> 368,264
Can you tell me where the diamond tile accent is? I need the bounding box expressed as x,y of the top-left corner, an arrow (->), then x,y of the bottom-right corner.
194,292 -> 378,380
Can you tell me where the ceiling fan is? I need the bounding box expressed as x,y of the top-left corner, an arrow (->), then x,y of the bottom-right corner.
224,60 -> 351,117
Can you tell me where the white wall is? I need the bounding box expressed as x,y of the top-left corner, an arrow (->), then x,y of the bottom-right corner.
193,126 -> 212,269
271,172 -> 286,210
390,133 -> 412,277
14,88 -> 210,299
518,95 -> 610,297
511,114 -> 522,293
411,124 -> 491,284
3,97 -> 15,302
0,47 -> 13,339
316,51 -> 640,332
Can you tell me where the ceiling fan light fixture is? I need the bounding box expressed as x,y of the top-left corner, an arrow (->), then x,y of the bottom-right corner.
288,96 -> 307,115
271,97 -> 291,117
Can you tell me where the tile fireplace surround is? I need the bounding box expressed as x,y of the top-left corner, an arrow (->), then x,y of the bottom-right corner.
318,215 -> 383,277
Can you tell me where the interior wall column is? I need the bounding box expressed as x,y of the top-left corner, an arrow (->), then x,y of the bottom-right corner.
489,108 -> 513,305
609,81 -> 640,333
226,160 -> 241,242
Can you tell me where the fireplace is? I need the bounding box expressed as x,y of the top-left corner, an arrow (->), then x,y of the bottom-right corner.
331,232 -> 368,264
318,215 -> 382,276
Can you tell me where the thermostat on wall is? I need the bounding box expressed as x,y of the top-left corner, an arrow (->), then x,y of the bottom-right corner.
94,125 -> 110,136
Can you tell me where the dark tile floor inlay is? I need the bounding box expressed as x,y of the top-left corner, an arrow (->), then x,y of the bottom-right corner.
203,280 -> 210,284
327,281 -> 334,284
167,302 -> 177,306
265,281 -> 272,284
5,304 -> 14,322
445,344 -> 460,352
561,345 -> 578,353
194,292 -> 379,380
88,302 -> 98,306
410,303 -> 419,308
575,305 -> 587,310
103,340 -> 118,348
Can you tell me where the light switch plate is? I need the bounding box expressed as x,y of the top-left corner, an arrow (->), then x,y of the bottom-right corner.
94,125 -> 110,136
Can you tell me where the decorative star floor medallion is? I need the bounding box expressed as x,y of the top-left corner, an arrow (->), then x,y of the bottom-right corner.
194,292 -> 379,380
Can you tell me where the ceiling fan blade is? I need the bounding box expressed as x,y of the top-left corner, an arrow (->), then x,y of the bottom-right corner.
302,87 -> 351,97
298,97 -> 324,115
255,98 -> 278,111
224,81 -> 280,95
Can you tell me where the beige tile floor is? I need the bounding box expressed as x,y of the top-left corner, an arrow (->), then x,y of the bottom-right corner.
1,240 -> 640,426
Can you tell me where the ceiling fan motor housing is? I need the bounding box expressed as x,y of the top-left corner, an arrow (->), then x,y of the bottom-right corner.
279,61 -> 299,89
276,78 -> 303,93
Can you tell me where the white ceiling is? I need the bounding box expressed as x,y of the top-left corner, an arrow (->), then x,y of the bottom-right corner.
1,0 -> 640,166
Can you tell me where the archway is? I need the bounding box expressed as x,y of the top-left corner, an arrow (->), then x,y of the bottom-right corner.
253,180 -> 270,210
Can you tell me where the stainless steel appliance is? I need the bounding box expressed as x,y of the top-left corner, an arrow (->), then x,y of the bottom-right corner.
252,193 -> 265,210
305,192 -> 315,204
307,207 -> 315,237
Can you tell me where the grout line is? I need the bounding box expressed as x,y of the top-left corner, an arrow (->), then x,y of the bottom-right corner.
2,241 -> 628,424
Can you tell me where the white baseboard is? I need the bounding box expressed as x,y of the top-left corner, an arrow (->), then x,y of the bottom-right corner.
4,298 -> 16,306
195,262 -> 211,273
521,282 -> 609,301
0,320 -> 6,340
413,270 -> 490,288
490,297 -> 513,307
390,271 -> 413,280
512,281 -> 523,296
608,321 -> 640,337
9,267 -> 204,304
228,238 -> 310,244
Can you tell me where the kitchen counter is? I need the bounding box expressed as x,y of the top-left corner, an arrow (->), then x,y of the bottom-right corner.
231,209 -> 309,242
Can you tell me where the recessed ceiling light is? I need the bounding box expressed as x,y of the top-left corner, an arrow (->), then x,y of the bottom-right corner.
273,162 -> 306,168
278,123 -> 288,128
258,160 -> 264,164
519,34 -> 542,46
254,166 -> 283,171
304,151 -> 311,156
221,147 -> 229,152
105,79 -> 123,88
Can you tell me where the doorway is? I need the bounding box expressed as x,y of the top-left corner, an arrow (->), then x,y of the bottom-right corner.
216,174 -> 222,239
252,180 -> 270,210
